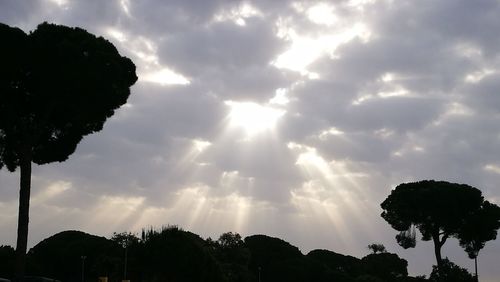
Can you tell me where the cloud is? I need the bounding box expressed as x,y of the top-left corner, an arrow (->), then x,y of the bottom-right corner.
2,0 -> 500,279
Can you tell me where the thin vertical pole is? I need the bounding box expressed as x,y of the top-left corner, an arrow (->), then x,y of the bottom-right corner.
124,246 -> 128,280
475,256 -> 478,282
81,256 -> 86,282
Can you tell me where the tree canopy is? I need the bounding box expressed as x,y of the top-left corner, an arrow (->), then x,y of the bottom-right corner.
0,22 -> 137,280
27,231 -> 121,281
0,228 -> 439,282
428,258 -> 475,282
380,180 -> 500,271
361,253 -> 408,282
458,200 -> 500,259
0,22 -> 137,170
367,243 -> 386,254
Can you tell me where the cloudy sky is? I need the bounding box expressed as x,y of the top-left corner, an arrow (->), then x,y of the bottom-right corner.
1,0 -> 500,279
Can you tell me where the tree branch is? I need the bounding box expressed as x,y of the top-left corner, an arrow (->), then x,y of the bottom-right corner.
439,234 -> 449,247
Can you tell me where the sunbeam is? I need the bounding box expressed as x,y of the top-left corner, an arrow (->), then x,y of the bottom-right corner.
287,142 -> 380,250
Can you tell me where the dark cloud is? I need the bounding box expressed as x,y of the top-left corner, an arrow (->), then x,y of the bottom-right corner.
161,19 -> 284,71
0,0 -> 43,30
463,75 -> 500,114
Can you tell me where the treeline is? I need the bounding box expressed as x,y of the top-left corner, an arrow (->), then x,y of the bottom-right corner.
0,226 -> 474,282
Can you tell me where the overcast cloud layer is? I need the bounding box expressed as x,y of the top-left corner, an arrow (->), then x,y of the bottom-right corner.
1,0 -> 500,280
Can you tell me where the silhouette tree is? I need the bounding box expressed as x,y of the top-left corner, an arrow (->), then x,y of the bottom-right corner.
367,244 -> 386,254
11,227 -> 434,282
428,258 -> 475,282
210,232 -> 252,281
380,180 -> 487,271
0,245 -> 15,279
245,235 -> 316,282
138,227 -> 225,282
0,22 -> 137,280
361,252 -> 408,282
458,201 -> 500,281
27,230 -> 122,281
217,232 -> 244,249
306,249 -> 363,279
111,232 -> 140,281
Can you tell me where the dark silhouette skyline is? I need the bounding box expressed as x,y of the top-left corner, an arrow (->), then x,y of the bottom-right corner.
0,228 -> 427,282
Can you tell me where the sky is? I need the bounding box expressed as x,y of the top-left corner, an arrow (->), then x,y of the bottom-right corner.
1,0 -> 500,280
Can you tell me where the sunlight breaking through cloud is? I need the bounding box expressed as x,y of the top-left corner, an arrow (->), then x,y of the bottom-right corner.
193,139 -> 212,152
319,127 -> 345,140
273,22 -> 372,75
290,181 -> 354,248
225,101 -> 285,136
306,3 -> 338,26
484,164 -> 500,174
142,68 -> 190,85
464,69 -> 495,84
31,181 -> 72,205
103,27 -> 191,86
132,185 -> 257,235
212,3 -> 263,26
46,0 -> 69,8
106,27 -> 127,42
287,142 -> 376,239
86,195 -> 145,233
120,0 -> 131,17
269,88 -> 290,105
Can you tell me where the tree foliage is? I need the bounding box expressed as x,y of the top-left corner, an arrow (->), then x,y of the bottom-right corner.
367,243 -> 387,254
0,21 -> 137,279
428,258 -> 475,282
27,231 -> 121,281
0,22 -> 137,169
0,227 -> 435,282
307,249 -> 363,279
217,232 -> 244,249
458,200 -> 500,259
361,253 -> 408,281
208,232 -> 253,282
111,232 -> 139,249
0,245 -> 15,278
138,226 -> 225,282
380,180 -> 490,268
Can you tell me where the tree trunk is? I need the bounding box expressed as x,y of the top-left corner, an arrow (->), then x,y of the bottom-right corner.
475,256 -> 478,282
15,148 -> 32,282
432,234 -> 443,270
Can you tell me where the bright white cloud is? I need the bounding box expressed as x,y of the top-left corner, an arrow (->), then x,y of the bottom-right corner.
272,22 -> 371,75
464,69 -> 495,83
225,101 -> 285,136
120,0 -> 131,17
269,88 -> 290,105
192,139 -> 212,152
142,68 -> 190,85
484,164 -> 500,174
306,3 -> 337,26
106,27 -> 127,42
47,0 -> 69,8
212,3 -> 262,26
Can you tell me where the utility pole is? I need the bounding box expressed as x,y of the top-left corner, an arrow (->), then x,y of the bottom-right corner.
123,245 -> 128,281
81,255 -> 86,282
